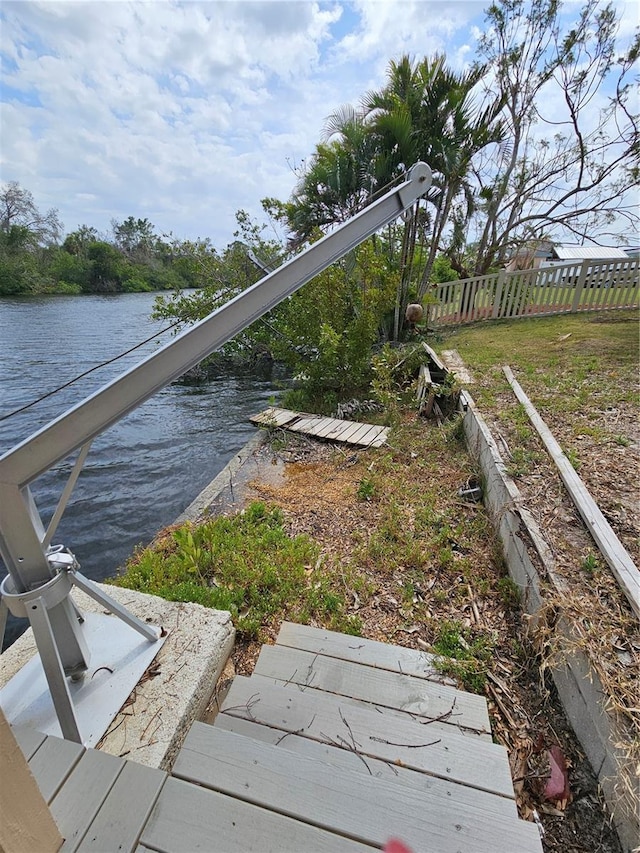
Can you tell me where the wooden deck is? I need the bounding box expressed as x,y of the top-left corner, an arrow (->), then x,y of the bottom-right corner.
250,407 -> 389,448
16,622 -> 543,852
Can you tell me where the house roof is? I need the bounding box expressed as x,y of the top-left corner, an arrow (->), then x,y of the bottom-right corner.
552,245 -> 629,260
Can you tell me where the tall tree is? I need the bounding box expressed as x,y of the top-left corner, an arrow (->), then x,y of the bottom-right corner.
0,181 -> 62,247
111,216 -> 157,260
361,55 -> 504,300
302,55 -> 502,332
454,0 -> 639,275
284,107 -> 379,245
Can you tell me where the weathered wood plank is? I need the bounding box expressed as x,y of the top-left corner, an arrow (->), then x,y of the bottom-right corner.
214,714 -> 516,818
249,407 -> 297,428
175,724 -> 540,853
220,675 -> 514,798
342,423 -> 379,445
287,415 -> 322,434
276,621 -> 449,683
422,342 -> 447,372
327,420 -> 364,441
28,735 -> 85,803
241,677 -> 485,740
503,365 -> 640,620
253,644 -> 490,735
52,749 -> 124,852
367,432 -> 388,448
141,777 -> 376,853
308,416 -> 340,438
75,760 -> 166,853
251,408 -> 388,448
12,725 -> 47,760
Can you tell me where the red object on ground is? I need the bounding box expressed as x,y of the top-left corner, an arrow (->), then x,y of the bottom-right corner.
544,744 -> 571,802
384,840 -> 414,853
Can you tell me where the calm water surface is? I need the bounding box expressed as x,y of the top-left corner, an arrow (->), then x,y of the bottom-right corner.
0,292 -> 277,645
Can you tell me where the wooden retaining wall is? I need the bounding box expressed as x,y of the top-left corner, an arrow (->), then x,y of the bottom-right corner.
461,393 -> 638,852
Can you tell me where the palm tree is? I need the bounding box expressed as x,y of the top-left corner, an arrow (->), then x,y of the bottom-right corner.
285,54 -> 503,337
363,55 -> 505,300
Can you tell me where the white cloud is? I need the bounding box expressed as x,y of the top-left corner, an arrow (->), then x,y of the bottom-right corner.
0,0 -> 635,246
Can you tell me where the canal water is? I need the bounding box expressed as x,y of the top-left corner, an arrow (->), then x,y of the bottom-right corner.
0,292 -> 278,645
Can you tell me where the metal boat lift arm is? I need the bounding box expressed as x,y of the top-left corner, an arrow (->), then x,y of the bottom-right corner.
0,162 -> 431,742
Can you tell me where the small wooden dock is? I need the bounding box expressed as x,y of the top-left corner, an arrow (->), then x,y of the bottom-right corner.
16,623 -> 542,852
250,407 -> 389,448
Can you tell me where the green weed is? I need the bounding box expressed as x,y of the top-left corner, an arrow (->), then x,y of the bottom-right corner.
357,477 -> 376,502
431,619 -> 495,693
113,501 -> 354,640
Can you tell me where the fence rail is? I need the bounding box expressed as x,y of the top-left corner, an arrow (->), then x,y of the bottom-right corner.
428,258 -> 639,326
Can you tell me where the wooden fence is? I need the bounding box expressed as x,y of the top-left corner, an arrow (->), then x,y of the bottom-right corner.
428,258 -> 639,326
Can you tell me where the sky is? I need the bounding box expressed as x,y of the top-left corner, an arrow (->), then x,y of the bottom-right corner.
1,0 -> 638,249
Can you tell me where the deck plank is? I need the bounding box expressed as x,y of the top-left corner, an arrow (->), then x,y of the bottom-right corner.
214,714 -> 517,819
305,417 -> 338,438
141,777 -> 377,853
220,675 -> 514,798
174,724 -> 541,853
249,407 -> 297,428
12,725 -> 47,760
75,760 -> 166,853
28,735 -> 85,803
53,749 -> 125,852
254,644 -> 490,735
340,423 -> 379,445
275,621 -> 448,682
250,408 -> 388,448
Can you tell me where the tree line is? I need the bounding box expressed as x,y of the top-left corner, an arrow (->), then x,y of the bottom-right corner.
0,185 -> 199,296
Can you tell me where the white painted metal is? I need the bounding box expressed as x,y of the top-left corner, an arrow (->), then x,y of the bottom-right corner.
1,612 -> 166,747
0,161 -> 432,742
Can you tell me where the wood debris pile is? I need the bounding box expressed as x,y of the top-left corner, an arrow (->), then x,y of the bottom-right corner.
416,343 -> 462,421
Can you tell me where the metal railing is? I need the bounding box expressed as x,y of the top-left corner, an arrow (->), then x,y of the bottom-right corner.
428,258 -> 639,326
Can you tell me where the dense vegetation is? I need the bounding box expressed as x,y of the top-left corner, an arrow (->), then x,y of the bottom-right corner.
0,189 -> 200,296
152,1 -> 637,410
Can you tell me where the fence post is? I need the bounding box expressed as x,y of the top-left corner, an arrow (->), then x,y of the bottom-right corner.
492,270 -> 506,319
570,259 -> 590,313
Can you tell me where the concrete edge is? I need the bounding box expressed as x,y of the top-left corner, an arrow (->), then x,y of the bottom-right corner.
0,586 -> 235,773
175,431 -> 268,524
462,394 -> 638,852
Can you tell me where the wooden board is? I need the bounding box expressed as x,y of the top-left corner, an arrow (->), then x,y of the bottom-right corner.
12,725 -> 47,760
276,621 -> 449,682
51,749 -> 124,852
503,366 -> 640,620
253,644 -> 490,736
173,724 -> 541,853
27,735 -> 85,803
75,761 -> 166,852
250,407 -> 389,448
249,407 -> 297,428
141,777 -> 375,853
220,675 -> 515,798
214,714 -> 517,819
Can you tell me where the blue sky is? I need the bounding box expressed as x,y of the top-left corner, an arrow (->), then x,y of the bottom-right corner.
1,0 -> 637,248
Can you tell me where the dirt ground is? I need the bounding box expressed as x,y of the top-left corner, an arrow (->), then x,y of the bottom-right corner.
212,420 -> 630,853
